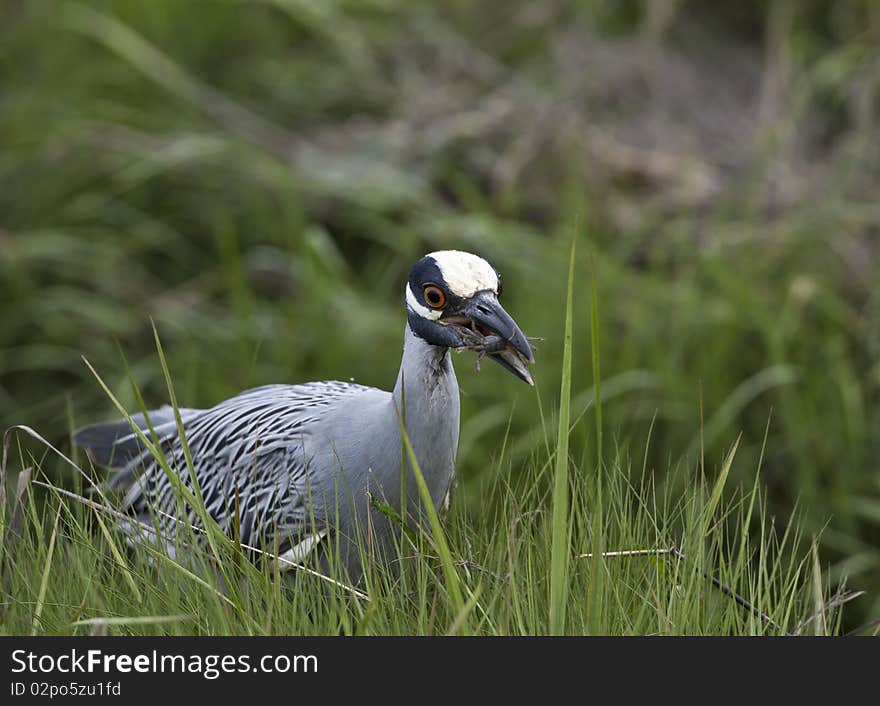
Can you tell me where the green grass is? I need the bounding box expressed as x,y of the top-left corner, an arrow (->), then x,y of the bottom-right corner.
0,402 -> 844,636
0,233 -> 857,636
1,0 -> 879,634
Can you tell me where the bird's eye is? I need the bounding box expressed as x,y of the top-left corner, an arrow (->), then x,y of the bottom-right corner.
423,285 -> 447,309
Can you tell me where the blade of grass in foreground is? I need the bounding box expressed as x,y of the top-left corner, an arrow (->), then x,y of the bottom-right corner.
550,226 -> 577,634
151,320 -> 227,573
395,411 -> 469,634
31,506 -> 61,635
589,249 -> 602,469
586,246 -> 605,634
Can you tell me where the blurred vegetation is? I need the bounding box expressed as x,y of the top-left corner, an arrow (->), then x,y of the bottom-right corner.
1,0 -> 878,629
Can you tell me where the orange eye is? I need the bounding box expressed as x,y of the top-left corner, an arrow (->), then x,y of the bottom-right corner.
423,285 -> 447,309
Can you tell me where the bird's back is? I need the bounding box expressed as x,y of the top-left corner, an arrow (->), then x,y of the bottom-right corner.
75,381 -> 379,556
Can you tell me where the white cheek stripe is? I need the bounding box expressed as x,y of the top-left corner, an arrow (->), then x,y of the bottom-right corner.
406,284 -> 441,320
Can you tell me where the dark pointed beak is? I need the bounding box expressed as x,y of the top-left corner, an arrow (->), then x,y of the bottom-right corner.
463,291 -> 535,385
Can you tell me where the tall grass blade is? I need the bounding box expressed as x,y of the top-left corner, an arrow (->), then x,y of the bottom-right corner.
150,321 -> 227,571
31,506 -> 61,635
446,583 -> 483,636
549,226 -> 577,634
586,246 -> 605,633
589,249 -> 602,468
702,434 -> 741,534
395,410 -> 468,634
811,539 -> 826,636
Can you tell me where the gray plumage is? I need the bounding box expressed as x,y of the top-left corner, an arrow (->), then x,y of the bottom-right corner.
73,250 -> 534,579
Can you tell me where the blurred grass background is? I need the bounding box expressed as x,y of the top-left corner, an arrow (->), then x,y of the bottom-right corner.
1,0 -> 878,628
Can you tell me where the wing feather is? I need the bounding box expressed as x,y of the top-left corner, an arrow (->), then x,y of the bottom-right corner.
74,381 -> 371,554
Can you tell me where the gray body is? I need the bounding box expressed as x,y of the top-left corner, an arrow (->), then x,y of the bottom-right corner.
76,326 -> 458,578
73,250 -> 533,581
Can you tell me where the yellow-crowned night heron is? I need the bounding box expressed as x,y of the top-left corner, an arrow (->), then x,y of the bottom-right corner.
73,251 -> 535,578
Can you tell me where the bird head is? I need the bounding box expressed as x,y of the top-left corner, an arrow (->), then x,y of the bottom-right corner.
405,250 -> 536,385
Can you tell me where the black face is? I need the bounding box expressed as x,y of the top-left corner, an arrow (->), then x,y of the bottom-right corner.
407,256 -> 473,319
404,255 -> 535,385
406,256 -> 469,349
407,256 -> 445,308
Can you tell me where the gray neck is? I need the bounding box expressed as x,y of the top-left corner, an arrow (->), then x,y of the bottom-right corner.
392,324 -> 457,411
391,324 -> 461,510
